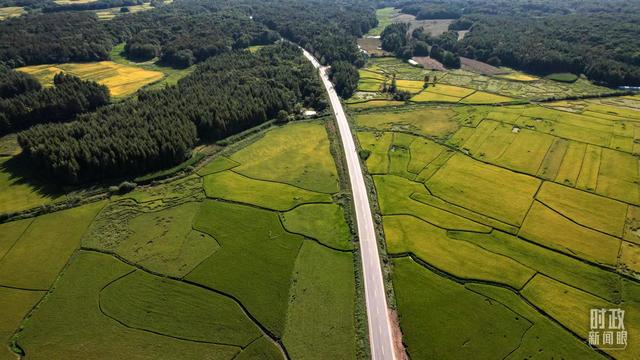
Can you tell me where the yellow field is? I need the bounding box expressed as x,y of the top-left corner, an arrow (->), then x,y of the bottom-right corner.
554,141 -> 586,186
519,202 -> 620,266
355,108 -> 459,137
460,91 -> 514,104
537,138 -> 568,179
383,215 -> 534,288
410,91 -> 460,103
18,61 -> 164,97
395,80 -> 425,93
0,6 -> 24,20
54,0 -> 96,4
425,154 -> 541,226
522,274 -> 610,338
424,84 -> 475,98
347,100 -> 404,109
95,3 -> 153,20
536,182 -> 627,237
497,72 -> 539,82
597,148 -> 639,204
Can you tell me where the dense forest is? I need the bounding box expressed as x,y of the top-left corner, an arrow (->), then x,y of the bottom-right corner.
2,0 -> 379,183
117,6 -> 276,67
382,0 -> 640,85
1,72 -> 109,135
0,13 -> 114,67
458,13 -> 640,85
17,43 -> 326,183
0,65 -> 41,98
380,22 -> 460,68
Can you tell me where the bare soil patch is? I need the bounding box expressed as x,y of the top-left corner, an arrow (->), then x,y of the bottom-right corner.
460,57 -> 508,75
412,56 -> 446,71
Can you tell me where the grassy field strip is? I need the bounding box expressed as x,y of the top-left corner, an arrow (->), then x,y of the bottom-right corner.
537,138 -> 569,180
425,154 -> 541,226
519,201 -> 620,266
407,137 -> 446,174
13,251 -> 248,359
522,274 -> 640,359
230,122 -> 339,193
95,3 -> 153,20
282,241 -> 356,359
464,283 -> 605,360
536,181 -> 626,237
100,270 -> 263,346
389,132 -> 415,179
0,201 -> 105,290
449,230 -> 623,302
112,202 -> 220,277
414,150 -> 454,182
195,156 -> 240,176
374,175 -> 491,233
596,148 -> 640,205
411,193 -> 519,234
203,170 -> 332,211
0,287 -> 44,360
365,7 -> 400,36
281,203 -> 353,251
384,215 -> 535,289
0,157 -> 63,215
391,257 -> 535,360
555,141 -> 586,186
0,218 -> 32,261
355,107 -> 460,138
357,132 -> 393,174
625,206 -> 640,245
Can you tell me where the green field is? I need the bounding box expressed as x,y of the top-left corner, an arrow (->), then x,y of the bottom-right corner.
3,119 -> 359,359
365,7 -> 400,36
353,57 -> 615,104
392,257 -> 532,360
353,85 -> 640,358
109,43 -> 194,92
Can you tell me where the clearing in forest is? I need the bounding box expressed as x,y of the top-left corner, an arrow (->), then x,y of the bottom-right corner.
17,61 -> 163,97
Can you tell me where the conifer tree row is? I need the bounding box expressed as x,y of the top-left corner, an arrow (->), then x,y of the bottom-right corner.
17,43 -> 326,184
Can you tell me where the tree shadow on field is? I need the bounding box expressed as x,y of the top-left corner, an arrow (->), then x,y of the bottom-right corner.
1,154 -> 63,198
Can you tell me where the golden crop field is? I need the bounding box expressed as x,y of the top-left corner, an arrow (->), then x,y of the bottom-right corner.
17,61 -> 164,98
95,3 -> 153,20
53,0 -> 97,4
0,6 -> 25,20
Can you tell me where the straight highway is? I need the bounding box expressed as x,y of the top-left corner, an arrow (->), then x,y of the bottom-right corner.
302,49 -> 397,360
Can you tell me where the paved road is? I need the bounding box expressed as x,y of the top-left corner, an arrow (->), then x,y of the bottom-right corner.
302,49 -> 396,360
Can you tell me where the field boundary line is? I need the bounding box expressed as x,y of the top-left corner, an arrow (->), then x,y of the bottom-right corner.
97,269 -> 253,349
535,198 -> 624,239
391,254 -> 616,360
0,218 -> 34,264
228,168 -> 338,195
80,248 -> 291,359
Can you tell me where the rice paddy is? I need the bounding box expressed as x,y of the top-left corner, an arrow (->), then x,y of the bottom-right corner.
4,120 -> 358,359
352,64 -> 640,357
17,61 -> 163,98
